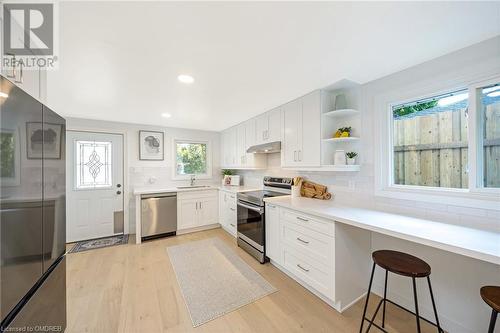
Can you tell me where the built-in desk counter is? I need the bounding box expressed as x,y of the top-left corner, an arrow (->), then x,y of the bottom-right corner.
264,196 -> 500,265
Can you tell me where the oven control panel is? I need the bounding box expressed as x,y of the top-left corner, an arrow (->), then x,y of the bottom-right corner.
263,176 -> 293,188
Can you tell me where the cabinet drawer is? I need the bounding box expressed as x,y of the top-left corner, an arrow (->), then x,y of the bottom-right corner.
178,189 -> 218,201
283,245 -> 334,299
227,219 -> 237,235
227,194 -> 237,209
280,208 -> 334,236
281,222 -> 334,266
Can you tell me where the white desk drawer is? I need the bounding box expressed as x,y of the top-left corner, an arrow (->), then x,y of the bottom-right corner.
280,208 -> 334,236
282,222 -> 334,266
283,245 -> 334,299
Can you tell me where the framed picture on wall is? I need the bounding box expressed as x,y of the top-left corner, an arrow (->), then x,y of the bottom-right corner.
26,122 -> 63,159
139,130 -> 164,160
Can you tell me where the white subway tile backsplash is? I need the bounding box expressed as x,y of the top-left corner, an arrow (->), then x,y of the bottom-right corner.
447,205 -> 488,218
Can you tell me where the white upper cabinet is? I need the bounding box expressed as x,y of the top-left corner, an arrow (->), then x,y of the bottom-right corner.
282,99 -> 301,167
221,90 -> 322,169
221,119 -> 266,169
255,107 -> 282,145
236,122 -> 246,166
299,91 -> 321,166
255,113 -> 268,144
268,107 -> 282,142
221,127 -> 237,168
282,91 -> 321,167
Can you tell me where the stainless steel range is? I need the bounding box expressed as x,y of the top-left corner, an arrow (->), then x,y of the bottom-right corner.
237,177 -> 292,263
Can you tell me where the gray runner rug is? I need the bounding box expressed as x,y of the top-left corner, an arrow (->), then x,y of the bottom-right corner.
167,237 -> 277,327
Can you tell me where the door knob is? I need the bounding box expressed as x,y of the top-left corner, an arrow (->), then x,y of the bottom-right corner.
116,191 -> 122,195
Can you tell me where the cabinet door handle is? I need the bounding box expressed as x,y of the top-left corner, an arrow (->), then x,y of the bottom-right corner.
267,204 -> 276,208
297,264 -> 309,272
296,237 -> 309,244
296,216 -> 308,222
230,223 -> 235,227
298,150 -> 301,161
230,208 -> 235,211
7,55 -> 15,78
293,151 -> 297,162
199,202 -> 202,210
196,202 -> 198,210
14,62 -> 23,84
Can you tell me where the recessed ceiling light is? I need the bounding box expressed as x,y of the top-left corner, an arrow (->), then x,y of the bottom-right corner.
161,113 -> 172,118
177,75 -> 194,84
0,92 -> 8,98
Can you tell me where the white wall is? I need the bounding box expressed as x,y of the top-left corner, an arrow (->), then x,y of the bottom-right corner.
65,117 -> 221,234
236,37 -> 500,333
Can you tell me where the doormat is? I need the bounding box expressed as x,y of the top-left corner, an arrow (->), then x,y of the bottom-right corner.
68,235 -> 129,253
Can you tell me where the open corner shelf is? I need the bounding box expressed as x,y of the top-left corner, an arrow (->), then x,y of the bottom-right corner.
322,137 -> 360,143
322,109 -> 359,118
321,164 -> 361,172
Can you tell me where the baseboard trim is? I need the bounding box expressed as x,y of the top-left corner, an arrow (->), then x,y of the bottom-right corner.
176,223 -> 220,235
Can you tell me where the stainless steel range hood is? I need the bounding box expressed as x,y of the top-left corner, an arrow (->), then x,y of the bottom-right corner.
246,141 -> 281,154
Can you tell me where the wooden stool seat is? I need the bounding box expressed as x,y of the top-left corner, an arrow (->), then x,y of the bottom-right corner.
372,250 -> 431,278
360,250 -> 442,333
481,286 -> 500,333
481,286 -> 500,312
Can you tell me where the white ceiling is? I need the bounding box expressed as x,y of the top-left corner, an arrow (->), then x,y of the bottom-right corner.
47,1 -> 500,131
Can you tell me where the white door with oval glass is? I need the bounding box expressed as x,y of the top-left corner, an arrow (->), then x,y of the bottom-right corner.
66,131 -> 124,242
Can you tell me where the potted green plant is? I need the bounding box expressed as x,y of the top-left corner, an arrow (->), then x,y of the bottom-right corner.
345,152 -> 357,165
221,169 -> 234,185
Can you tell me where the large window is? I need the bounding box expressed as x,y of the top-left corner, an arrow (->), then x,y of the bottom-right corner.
174,140 -> 211,178
392,89 -> 469,189
479,83 -> 500,188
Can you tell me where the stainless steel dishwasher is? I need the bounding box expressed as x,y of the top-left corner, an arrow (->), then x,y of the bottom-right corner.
141,192 -> 177,240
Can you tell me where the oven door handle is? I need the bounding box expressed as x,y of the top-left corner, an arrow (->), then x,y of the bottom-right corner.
237,201 -> 264,214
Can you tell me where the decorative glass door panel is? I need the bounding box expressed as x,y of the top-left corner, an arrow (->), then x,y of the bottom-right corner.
75,141 -> 112,189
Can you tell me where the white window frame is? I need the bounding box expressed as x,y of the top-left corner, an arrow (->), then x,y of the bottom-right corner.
375,74 -> 500,211
172,139 -> 212,180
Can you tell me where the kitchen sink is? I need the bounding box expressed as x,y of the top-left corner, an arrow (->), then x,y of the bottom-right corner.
176,185 -> 212,189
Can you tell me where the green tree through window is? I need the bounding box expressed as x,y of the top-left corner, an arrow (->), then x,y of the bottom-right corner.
176,142 -> 207,175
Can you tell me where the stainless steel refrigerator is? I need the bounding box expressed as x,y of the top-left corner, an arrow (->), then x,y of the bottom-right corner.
0,75 -> 66,332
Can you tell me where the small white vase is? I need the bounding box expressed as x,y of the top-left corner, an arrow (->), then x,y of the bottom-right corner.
347,158 -> 356,165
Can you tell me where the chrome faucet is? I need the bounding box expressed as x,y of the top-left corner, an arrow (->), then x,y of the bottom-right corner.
190,174 -> 196,186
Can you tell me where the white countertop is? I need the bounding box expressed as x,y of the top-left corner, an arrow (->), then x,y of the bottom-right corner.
218,185 -> 260,193
264,196 -> 500,265
133,184 -> 259,196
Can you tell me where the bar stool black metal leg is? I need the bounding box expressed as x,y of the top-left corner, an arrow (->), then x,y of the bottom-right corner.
382,270 -> 388,328
488,309 -> 498,333
412,277 -> 422,333
359,262 -> 376,333
426,277 -> 442,333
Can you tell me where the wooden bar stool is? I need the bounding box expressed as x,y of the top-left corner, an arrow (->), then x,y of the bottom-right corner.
359,250 -> 443,333
480,286 -> 500,333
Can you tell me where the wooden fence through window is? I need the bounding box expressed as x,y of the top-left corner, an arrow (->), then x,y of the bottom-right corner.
393,104 -> 500,188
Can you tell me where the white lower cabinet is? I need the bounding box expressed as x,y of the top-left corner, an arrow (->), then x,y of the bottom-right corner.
265,203 -> 280,262
278,207 -> 335,301
219,190 -> 237,236
265,205 -> 370,313
177,190 -> 218,231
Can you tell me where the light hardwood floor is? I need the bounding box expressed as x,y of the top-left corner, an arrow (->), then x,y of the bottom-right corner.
66,228 -> 439,332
